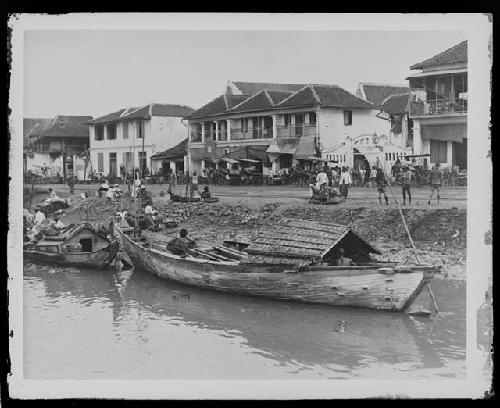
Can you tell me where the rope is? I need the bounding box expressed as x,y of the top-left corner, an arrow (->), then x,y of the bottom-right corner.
376,157 -> 420,264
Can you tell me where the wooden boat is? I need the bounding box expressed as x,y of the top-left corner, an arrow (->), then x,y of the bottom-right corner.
115,218 -> 440,311
24,223 -> 119,268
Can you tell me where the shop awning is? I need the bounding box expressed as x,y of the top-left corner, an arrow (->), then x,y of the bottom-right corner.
221,157 -> 239,164
238,158 -> 261,163
421,124 -> 467,143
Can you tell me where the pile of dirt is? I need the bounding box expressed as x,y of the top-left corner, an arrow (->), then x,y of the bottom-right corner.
279,207 -> 466,250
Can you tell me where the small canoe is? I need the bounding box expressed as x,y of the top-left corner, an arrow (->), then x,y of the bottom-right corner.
24,223 -> 119,269
115,218 -> 440,312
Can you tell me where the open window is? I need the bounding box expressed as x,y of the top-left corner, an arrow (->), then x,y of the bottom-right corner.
79,238 -> 93,252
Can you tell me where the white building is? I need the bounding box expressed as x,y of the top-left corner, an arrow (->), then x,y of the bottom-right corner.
88,103 -> 194,178
323,133 -> 412,174
186,81 -> 390,175
407,40 -> 467,169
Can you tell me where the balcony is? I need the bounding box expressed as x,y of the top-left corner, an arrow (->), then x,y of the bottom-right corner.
191,131 -> 202,143
276,124 -> 317,138
230,127 -> 273,141
422,97 -> 467,116
34,145 -> 87,154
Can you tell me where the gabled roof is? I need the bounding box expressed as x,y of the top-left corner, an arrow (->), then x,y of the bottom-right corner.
379,93 -> 410,115
278,84 -> 374,109
243,218 -> 380,266
228,81 -> 306,95
185,94 -> 248,119
356,83 -> 409,106
230,90 -> 275,113
89,104 -> 194,124
410,40 -> 467,70
151,138 -> 188,160
36,115 -> 93,139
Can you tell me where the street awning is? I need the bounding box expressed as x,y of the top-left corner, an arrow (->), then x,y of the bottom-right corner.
221,157 -> 239,164
422,124 -> 467,143
238,158 -> 260,163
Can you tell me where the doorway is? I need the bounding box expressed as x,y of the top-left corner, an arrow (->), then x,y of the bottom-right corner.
453,139 -> 467,170
79,238 -> 93,252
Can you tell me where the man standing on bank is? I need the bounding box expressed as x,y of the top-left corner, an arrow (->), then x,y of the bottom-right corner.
376,167 -> 389,205
401,165 -> 412,205
428,163 -> 443,205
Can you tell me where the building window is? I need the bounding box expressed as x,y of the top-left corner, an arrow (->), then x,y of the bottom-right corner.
122,122 -> 129,139
137,121 -> 144,138
107,123 -> 117,140
58,122 -> 66,129
430,140 -> 448,163
284,114 -> 290,127
344,110 -> 353,126
109,152 -> 117,176
138,151 -> 147,174
97,152 -> 104,172
95,125 -> 104,141
309,112 -> 316,126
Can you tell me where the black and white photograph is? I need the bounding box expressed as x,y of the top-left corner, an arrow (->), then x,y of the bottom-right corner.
7,13 -> 492,399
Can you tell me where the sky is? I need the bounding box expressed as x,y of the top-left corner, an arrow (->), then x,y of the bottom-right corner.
23,29 -> 466,119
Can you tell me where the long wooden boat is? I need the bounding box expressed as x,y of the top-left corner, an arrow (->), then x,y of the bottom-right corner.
24,223 -> 119,268
115,218 -> 440,311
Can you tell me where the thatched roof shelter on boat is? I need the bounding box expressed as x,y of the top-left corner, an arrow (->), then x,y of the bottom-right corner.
243,218 -> 380,266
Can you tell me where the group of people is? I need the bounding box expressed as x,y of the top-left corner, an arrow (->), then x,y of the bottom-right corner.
306,161 -> 447,206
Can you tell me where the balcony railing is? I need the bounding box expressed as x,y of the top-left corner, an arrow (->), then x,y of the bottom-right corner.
276,124 -> 317,138
230,127 -> 273,141
423,98 -> 467,116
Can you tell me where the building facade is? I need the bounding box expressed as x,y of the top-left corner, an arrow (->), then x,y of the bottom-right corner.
24,115 -> 92,180
407,40 -> 467,169
88,103 -> 194,179
185,81 -> 389,175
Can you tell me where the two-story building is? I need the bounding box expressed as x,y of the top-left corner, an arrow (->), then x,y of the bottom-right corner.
185,81 -> 389,175
88,103 -> 194,179
24,115 -> 92,180
407,40 -> 467,169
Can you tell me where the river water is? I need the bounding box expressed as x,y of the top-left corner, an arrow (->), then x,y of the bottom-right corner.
23,263 -> 465,380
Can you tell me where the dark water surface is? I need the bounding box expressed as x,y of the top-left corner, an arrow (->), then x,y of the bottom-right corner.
23,263 -> 465,379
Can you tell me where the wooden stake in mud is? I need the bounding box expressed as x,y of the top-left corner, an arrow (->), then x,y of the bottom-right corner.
376,157 -> 419,263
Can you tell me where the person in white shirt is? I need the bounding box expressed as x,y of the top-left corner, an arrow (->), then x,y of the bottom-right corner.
48,188 -> 58,199
315,168 -> 328,188
34,208 -> 46,225
359,168 -> 366,187
52,216 -> 65,230
369,166 -> 378,188
339,167 -> 352,200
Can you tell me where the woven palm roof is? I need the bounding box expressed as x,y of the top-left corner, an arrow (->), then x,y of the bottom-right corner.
410,40 -> 467,70
243,218 -> 379,266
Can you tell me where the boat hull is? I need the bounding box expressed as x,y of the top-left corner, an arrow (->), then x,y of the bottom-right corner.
117,228 -> 437,311
24,240 -> 119,269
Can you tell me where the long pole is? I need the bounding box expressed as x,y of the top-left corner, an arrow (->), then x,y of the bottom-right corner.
376,157 -> 419,263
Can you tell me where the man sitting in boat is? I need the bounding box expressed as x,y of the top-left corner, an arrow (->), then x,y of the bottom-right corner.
166,228 -> 196,257
51,216 -> 65,230
333,248 -> 356,266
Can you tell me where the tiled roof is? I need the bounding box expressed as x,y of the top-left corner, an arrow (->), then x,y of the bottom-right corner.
151,104 -> 194,117
379,93 -> 410,115
229,81 -> 306,95
357,83 -> 409,106
410,40 -> 467,70
88,109 -> 127,124
39,115 -> 93,138
151,138 -> 188,160
267,90 -> 295,104
279,85 -> 373,109
230,90 -> 274,113
89,104 -> 194,124
185,94 -> 247,119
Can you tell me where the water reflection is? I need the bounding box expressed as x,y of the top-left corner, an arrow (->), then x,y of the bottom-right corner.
23,263 -> 465,379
